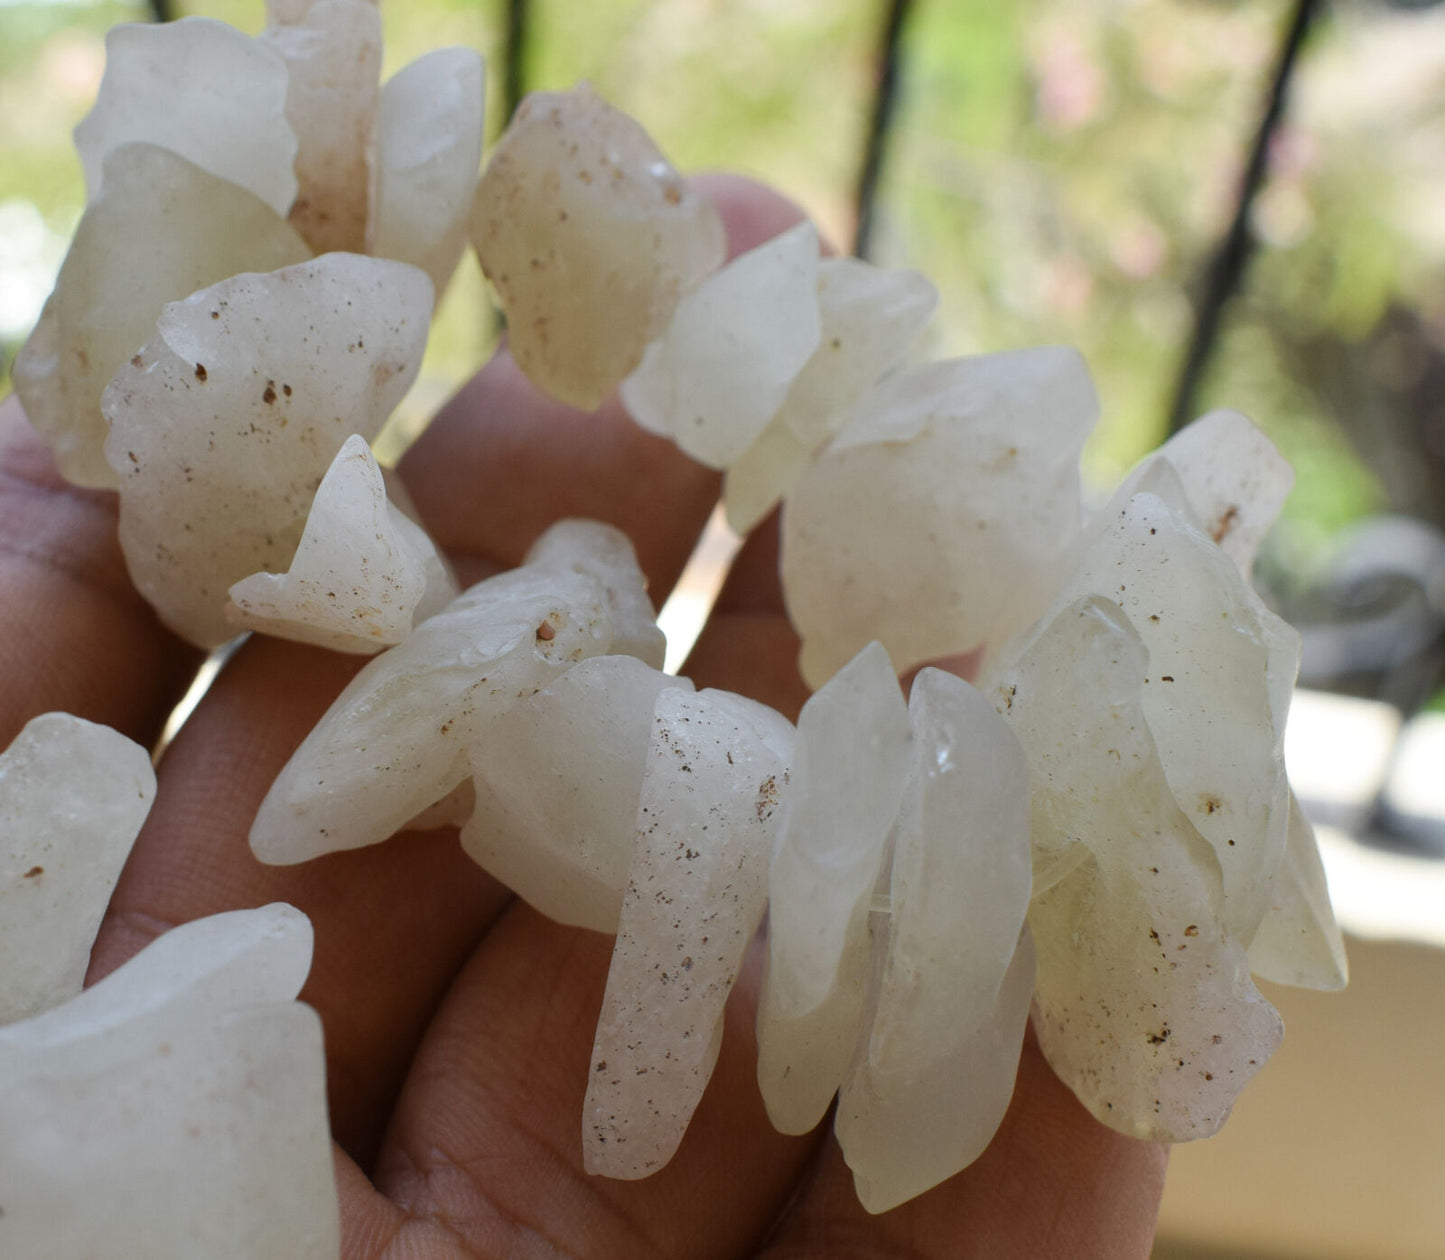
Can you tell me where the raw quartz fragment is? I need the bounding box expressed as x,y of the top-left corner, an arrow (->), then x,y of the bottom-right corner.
372,48 -> 486,300
1044,461 -> 1296,945
463,655 -> 694,933
997,596 -> 1284,1140
585,687 -> 794,1179
1245,791 -> 1348,990
835,669 -> 1034,1213
103,253 -> 433,647
471,84 -> 726,410
250,519 -> 658,865
756,641 -> 910,1135
0,714 -> 155,1027
261,0 -> 382,255
783,347 -> 1097,689
226,434 -> 458,653
0,906 -> 336,1259
622,221 -> 822,469
725,259 -> 938,533
12,144 -> 310,490
74,18 -> 299,217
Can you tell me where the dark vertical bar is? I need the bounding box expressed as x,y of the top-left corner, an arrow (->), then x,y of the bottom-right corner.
853,0 -> 915,260
503,0 -> 531,125
1167,0 -> 1320,435
147,0 -> 174,21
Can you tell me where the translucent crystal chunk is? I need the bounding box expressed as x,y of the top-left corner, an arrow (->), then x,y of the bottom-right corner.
103,253 -> 433,647
471,84 -> 725,409
756,641 -> 910,1135
584,687 -> 793,1178
0,714 -> 155,1027
74,18 -> 298,217
12,144 -> 309,490
227,434 -> 458,653
372,48 -> 485,299
783,347 -> 1097,688
835,669 -> 1033,1212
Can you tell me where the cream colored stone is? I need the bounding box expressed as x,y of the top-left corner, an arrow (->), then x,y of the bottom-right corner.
261,0 -> 382,255
0,714 -> 155,1028
472,85 -> 725,409
464,656 -> 692,933
74,18 -> 298,217
372,48 -> 485,299
103,253 -> 433,647
783,347 -> 1097,688
756,641 -> 910,1135
584,687 -> 793,1178
226,435 -> 458,653
12,144 -> 310,490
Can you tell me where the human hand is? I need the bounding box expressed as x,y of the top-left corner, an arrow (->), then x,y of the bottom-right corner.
2,174 -> 1166,1258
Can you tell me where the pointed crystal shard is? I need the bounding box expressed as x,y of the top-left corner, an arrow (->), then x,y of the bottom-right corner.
103,253 -> 433,647
251,520 -> 655,865
464,656 -> 693,933
756,642 -> 910,1135
999,597 -> 1283,1141
584,687 -> 793,1179
1044,467 -> 1294,944
834,669 -> 1033,1211
622,221 -> 822,469
261,0 -> 382,255
0,714 -> 155,1027
783,347 -> 1097,688
471,84 -> 725,409
227,434 -> 458,653
74,18 -> 298,217
1246,792 -> 1348,990
12,144 -> 310,490
372,48 -> 485,299
725,259 -> 937,533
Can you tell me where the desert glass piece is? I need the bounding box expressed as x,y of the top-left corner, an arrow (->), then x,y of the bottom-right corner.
585,687 -> 793,1179
622,221 -> 822,469
1046,466 -> 1294,944
0,1004 -> 338,1260
756,641 -> 910,1135
471,84 -> 726,410
1112,410 -> 1294,579
251,520 -> 654,865
0,714 -> 155,1027
464,655 -> 693,933
834,669 -> 1034,1213
261,0 -> 382,255
783,347 -> 1097,688
725,259 -> 937,532
12,144 -> 310,490
1246,791 -> 1348,990
74,18 -> 298,217
372,48 -> 486,299
227,434 -> 458,653
0,904 -> 311,1076
999,597 -> 1283,1140
103,253 -> 433,647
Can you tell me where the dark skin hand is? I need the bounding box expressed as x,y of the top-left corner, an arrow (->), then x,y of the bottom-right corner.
2,174 -> 1167,1258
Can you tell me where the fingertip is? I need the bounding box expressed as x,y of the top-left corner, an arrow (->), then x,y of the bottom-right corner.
688,171 -> 824,259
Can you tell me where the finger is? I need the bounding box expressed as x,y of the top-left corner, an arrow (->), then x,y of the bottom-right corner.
684,510 -> 809,720
0,396 -> 199,747
88,175 -> 817,1168
399,173 -> 811,598
371,905 -> 821,1259
755,1033 -> 1169,1259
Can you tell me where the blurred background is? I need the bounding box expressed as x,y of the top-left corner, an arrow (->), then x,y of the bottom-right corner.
2,0 -> 1444,1255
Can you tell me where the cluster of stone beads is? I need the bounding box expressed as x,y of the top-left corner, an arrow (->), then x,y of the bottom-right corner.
5,0 -> 1346,1248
